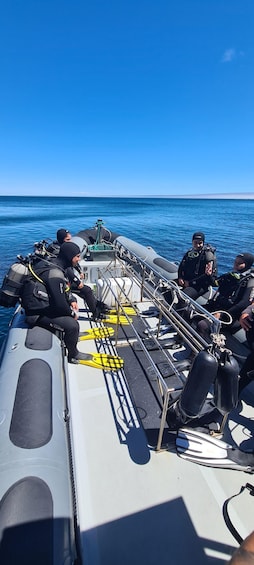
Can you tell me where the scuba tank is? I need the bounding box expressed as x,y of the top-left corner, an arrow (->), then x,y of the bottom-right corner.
167,349 -> 219,429
179,349 -> 219,418
214,351 -> 239,414
0,262 -> 28,308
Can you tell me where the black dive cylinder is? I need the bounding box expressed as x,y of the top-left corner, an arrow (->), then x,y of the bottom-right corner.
0,263 -> 28,308
214,352 -> 239,414
179,349 -> 218,418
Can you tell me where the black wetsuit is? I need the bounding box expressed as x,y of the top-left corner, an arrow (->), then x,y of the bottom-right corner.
198,269 -> 254,339
45,241 -> 98,315
23,245 -> 81,361
178,244 -> 217,298
237,304 -> 254,394
65,265 -> 97,315
207,269 -> 254,321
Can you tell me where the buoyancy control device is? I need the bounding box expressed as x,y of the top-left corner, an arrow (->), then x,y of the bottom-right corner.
20,276 -> 50,314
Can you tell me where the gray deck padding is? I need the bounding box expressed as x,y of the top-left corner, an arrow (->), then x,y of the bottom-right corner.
10,359 -> 52,448
0,477 -> 54,565
25,326 -> 53,350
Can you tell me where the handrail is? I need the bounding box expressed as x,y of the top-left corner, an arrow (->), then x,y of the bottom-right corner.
114,240 -> 221,346
88,244 -> 226,452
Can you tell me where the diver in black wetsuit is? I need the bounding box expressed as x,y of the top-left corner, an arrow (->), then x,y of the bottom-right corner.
44,228 -> 72,257
22,242 -> 109,360
46,230 -> 109,320
22,242 -> 89,362
55,242 -> 109,320
64,262 -> 109,320
198,252 -> 254,341
178,231 -> 217,299
238,302 -> 254,394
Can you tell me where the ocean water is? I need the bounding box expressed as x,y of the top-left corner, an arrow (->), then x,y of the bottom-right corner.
0,195 -> 253,343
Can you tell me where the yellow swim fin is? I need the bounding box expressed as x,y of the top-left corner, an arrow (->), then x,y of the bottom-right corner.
103,314 -> 131,326
79,327 -> 115,341
109,306 -> 136,316
72,352 -> 124,370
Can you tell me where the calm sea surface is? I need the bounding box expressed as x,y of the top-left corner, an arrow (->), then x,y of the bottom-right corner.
0,196 -> 253,343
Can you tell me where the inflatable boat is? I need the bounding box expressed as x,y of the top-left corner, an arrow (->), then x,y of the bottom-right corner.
0,219 -> 253,564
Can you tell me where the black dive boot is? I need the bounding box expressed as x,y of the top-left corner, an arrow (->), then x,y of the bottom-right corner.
96,300 -> 110,313
93,300 -> 110,321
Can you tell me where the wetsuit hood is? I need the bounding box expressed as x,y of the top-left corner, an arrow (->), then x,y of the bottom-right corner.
57,242 -> 81,267
237,253 -> 254,271
57,228 -> 70,244
192,232 -> 205,242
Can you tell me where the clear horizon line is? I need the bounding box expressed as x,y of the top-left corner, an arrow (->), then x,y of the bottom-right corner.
1,192 -> 254,199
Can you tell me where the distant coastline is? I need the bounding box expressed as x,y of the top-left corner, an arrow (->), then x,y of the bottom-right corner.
164,193 -> 254,199
154,193 -> 254,199
0,192 -> 253,199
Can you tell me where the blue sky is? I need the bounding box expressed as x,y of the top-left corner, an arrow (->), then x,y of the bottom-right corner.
0,0 -> 253,197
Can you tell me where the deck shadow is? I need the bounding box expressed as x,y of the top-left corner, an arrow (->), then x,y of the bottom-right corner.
80,496 -> 236,565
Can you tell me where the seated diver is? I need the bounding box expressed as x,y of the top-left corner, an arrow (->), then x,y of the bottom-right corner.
170,231 -> 217,320
65,261 -> 109,320
21,242 -> 91,363
237,303 -> 254,395
42,228 -> 72,257
54,241 -> 109,320
46,230 -> 110,320
197,252 -> 254,341
178,231 -> 217,300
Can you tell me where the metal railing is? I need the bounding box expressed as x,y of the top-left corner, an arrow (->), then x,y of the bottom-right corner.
86,243 -> 223,451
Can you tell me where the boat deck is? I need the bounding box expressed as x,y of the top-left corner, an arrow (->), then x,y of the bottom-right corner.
1,227 -> 253,564
67,296 -> 254,565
